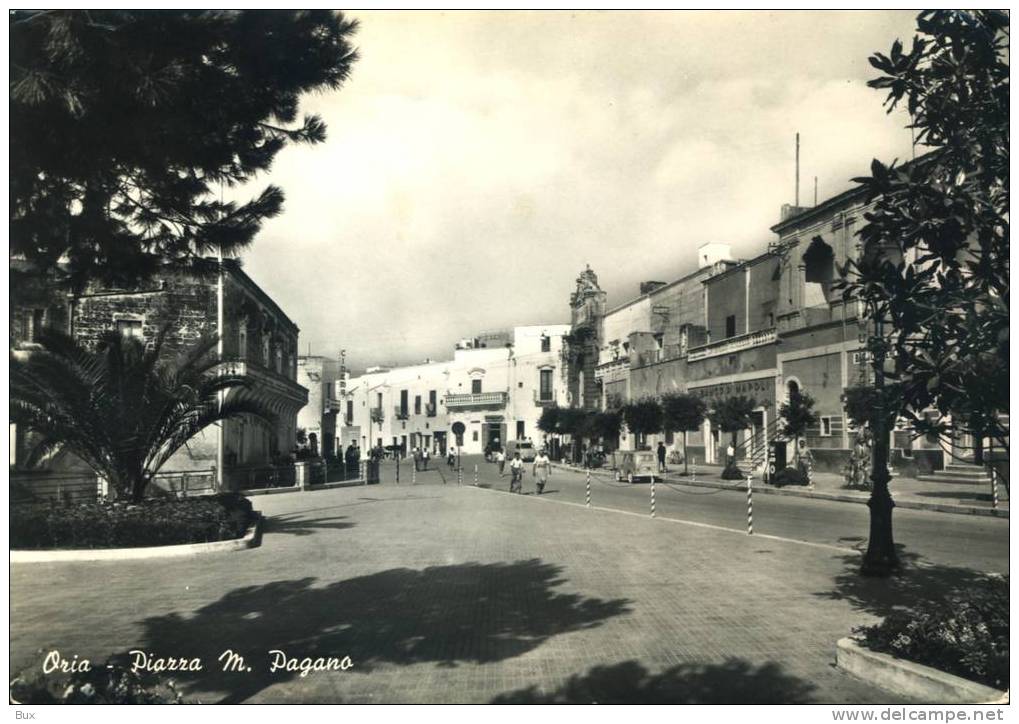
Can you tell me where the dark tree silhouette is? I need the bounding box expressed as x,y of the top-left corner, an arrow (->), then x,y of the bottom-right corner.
661,392 -> 707,475
10,10 -> 359,293
621,398 -> 663,449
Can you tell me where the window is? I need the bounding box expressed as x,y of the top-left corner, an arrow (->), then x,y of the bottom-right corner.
540,335 -> 551,352
539,369 -> 553,401
471,379 -> 482,394
376,392 -> 383,410
238,325 -> 247,358
414,395 -> 421,415
400,390 -> 408,416
725,315 -> 737,339
116,319 -> 143,340
820,416 -> 832,437
472,431 -> 479,442
346,400 -> 353,424
262,336 -> 270,366
516,421 -> 525,439
275,347 -> 282,373
428,390 -> 437,416
29,309 -> 46,341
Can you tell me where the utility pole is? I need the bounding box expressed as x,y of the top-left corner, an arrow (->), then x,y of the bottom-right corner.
861,311 -> 899,576
795,132 -> 800,207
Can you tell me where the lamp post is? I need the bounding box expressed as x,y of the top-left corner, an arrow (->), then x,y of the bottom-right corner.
861,312 -> 899,576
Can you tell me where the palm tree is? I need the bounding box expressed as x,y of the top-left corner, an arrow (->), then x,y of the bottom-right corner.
10,326 -> 274,502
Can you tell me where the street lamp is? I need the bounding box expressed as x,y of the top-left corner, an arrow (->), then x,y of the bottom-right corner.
861,307 -> 899,576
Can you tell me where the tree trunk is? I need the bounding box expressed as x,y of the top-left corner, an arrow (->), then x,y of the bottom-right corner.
683,430 -> 689,475
862,411 -> 899,576
131,474 -> 148,503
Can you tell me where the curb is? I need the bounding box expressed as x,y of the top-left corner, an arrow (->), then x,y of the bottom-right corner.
550,463 -> 1009,518
10,513 -> 264,563
835,637 -> 1007,704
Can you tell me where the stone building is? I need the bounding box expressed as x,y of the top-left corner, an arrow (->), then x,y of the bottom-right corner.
346,325 -> 570,457
10,260 -> 308,489
296,355 -> 345,458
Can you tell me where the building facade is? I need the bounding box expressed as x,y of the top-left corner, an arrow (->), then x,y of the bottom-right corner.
10,260 -> 308,489
346,325 -> 571,456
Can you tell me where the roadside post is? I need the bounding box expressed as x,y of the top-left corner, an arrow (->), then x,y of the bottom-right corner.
747,473 -> 754,535
474,464 -> 479,486
650,476 -> 656,518
586,470 -> 591,508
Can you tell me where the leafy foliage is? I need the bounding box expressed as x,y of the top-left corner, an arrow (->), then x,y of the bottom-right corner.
779,389 -> 818,440
621,398 -> 663,442
588,410 -> 623,444
856,575 -> 1009,690
10,10 -> 359,292
556,408 -> 589,438
839,10 -> 1009,454
11,653 -> 193,703
10,326 -> 274,501
661,393 -> 707,433
709,396 -> 756,444
11,493 -> 255,549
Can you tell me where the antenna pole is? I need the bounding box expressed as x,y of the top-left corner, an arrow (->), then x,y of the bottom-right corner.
795,132 -> 800,207
814,176 -> 818,206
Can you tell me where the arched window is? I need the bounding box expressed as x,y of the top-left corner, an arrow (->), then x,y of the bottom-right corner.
238,319 -> 248,359
803,236 -> 836,306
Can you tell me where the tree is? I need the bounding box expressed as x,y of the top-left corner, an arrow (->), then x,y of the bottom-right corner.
661,393 -> 707,475
557,408 -> 589,463
839,10 -> 1008,576
10,10 -> 359,293
588,410 -> 623,452
778,389 -> 818,467
10,327 -> 273,502
537,405 -> 561,456
621,398 -> 663,450
709,396 -> 756,449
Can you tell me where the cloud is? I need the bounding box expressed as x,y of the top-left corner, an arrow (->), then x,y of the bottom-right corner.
236,10 -> 921,369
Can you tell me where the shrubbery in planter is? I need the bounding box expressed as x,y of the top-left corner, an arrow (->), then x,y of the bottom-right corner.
11,653 -> 190,704
771,466 -> 809,487
855,577 -> 1009,690
11,493 -> 255,550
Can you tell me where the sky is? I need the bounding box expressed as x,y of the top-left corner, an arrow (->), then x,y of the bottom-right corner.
237,10 -> 922,371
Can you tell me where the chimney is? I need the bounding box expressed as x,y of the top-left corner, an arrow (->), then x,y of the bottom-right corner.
697,242 -> 732,268
640,281 -> 667,295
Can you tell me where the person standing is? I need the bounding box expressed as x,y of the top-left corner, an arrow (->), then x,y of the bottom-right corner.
657,441 -> 667,474
509,452 -> 524,493
496,447 -> 506,476
422,447 -> 430,471
533,448 -> 551,495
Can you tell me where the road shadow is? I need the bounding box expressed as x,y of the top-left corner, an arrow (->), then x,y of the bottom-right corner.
491,659 -> 815,704
814,548 -> 1005,618
136,559 -> 631,703
262,513 -> 356,537
914,491 -> 1002,503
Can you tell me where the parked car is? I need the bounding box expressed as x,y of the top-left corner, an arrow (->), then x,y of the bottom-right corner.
505,439 -> 537,462
614,450 -> 659,483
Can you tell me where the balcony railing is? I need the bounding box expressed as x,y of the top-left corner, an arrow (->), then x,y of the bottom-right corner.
444,391 -> 508,409
425,402 -> 437,417
534,389 -> 556,406
686,328 -> 777,362
394,406 -> 409,420
370,407 -> 385,423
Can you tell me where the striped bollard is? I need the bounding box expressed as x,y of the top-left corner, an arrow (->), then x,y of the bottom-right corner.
991,467 -> 999,510
474,464 -> 479,486
692,457 -> 696,482
412,463 -> 417,485
361,460 -> 367,485
650,477 -> 656,518
586,470 -> 591,508
746,474 -> 754,535
457,466 -> 462,486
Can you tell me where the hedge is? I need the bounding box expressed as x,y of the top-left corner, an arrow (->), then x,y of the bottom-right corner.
11,493 -> 255,550
855,576 -> 1009,690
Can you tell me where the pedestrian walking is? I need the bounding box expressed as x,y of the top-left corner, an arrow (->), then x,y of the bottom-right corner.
509,452 -> 524,493
447,448 -> 456,469
496,447 -> 506,476
412,446 -> 422,472
726,442 -> 736,468
533,449 -> 551,495
657,441 -> 667,474
422,447 -> 430,471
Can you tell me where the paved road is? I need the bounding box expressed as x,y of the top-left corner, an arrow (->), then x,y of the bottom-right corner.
420,455 -> 1008,574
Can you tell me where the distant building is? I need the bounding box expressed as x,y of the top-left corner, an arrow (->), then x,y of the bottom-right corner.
296,355 -> 345,458
347,325 -> 570,456
10,260 -> 308,489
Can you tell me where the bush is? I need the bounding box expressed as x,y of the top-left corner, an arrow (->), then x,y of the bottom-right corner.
11,653 -> 190,704
771,466 -> 808,487
11,493 -> 255,550
855,577 -> 1009,690
721,463 -> 745,480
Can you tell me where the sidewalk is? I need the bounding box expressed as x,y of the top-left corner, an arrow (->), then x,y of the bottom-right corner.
552,461 -> 1009,518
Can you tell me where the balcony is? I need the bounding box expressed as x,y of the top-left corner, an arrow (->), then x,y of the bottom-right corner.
394,406 -> 409,420
686,328 -> 777,362
534,390 -> 557,407
425,402 -> 437,417
218,359 -> 308,410
443,391 -> 508,409
370,407 -> 385,423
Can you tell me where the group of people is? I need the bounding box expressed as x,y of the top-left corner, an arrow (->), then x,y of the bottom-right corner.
494,448 -> 552,495
411,446 -> 432,471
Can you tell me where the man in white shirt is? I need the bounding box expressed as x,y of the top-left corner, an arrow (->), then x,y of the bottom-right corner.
533,449 -> 551,495
509,452 -> 524,493
496,448 -> 506,476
